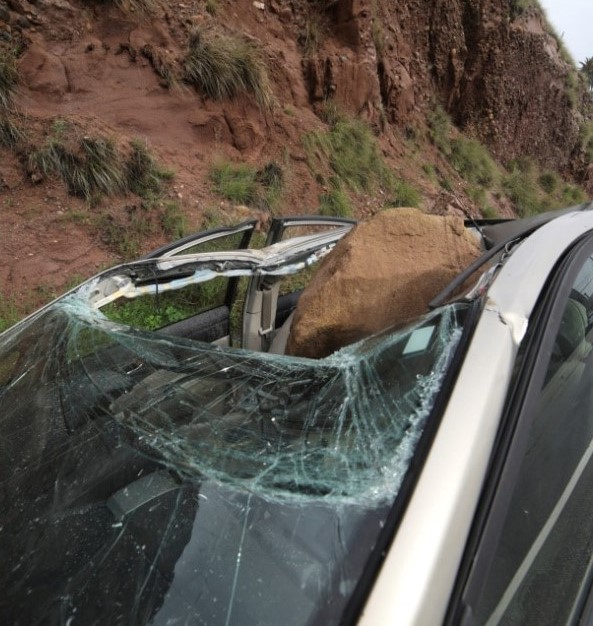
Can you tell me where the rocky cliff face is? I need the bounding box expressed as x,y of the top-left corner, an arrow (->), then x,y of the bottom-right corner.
302,0 -> 588,174
1,0 -> 589,181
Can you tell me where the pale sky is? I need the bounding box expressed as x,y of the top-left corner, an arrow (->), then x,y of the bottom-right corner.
538,0 -> 591,65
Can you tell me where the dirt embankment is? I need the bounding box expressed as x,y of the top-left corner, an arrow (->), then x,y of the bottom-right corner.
0,0 -> 590,310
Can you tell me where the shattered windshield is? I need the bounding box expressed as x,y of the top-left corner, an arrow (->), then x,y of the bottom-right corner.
0,293 -> 468,625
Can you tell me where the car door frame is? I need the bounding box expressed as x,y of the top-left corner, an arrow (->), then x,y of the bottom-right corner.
242,216 -> 356,351
142,220 -> 257,259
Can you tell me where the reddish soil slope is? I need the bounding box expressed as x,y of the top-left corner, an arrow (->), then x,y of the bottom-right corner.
0,0 -> 590,314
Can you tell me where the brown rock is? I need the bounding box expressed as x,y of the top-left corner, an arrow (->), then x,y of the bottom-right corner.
19,42 -> 68,94
285,208 -> 482,358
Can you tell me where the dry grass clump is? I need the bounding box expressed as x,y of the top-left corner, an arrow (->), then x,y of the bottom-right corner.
28,126 -> 125,200
0,116 -> 25,148
184,29 -> 273,110
125,138 -> 174,206
0,47 -> 19,112
25,120 -> 174,204
209,159 -> 284,210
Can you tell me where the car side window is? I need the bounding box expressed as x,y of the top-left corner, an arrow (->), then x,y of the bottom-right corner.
100,226 -> 258,337
100,277 -> 230,332
469,254 -> 593,625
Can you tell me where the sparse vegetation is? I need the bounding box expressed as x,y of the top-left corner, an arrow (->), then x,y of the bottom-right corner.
210,162 -> 259,205
450,136 -> 498,187
440,177 -> 454,192
303,111 -> 395,193
471,186 -> 503,219
538,170 -> 559,194
427,105 -> 453,155
0,116 -> 25,148
509,0 -> 540,19
426,102 -> 588,218
28,133 -> 125,200
209,159 -> 284,210
372,19 -> 385,61
57,209 -> 91,225
95,209 -> 155,258
481,205 -> 499,219
300,15 -> 325,56
317,100 -> 341,127
94,198 -> 188,260
428,104 -> 498,188
319,185 -> 352,217
256,161 -> 284,208
160,201 -> 186,238
184,29 -> 273,110
125,138 -> 174,207
509,0 -> 574,66
0,293 -> 20,333
565,71 -> 578,108
422,163 -> 438,184
560,183 -> 587,206
502,167 -> 541,217
580,120 -> 593,163
468,185 -> 487,206
14,119 -> 181,260
205,0 -> 219,16
386,179 -> 422,208
502,156 -> 586,216
0,282 -> 71,333
0,47 -> 19,111
305,107 -> 420,213
581,57 -> 593,91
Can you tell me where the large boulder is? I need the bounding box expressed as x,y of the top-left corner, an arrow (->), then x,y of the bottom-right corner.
285,208 -> 482,358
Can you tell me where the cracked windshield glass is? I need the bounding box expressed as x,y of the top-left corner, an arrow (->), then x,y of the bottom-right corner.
0,254 -> 468,625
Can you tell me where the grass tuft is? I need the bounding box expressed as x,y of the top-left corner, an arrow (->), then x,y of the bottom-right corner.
538,170 -> 560,194
386,179 -> 422,208
299,14 -> 325,56
210,159 -> 284,210
210,161 -> 260,205
205,0 -> 219,15
184,29 -> 273,110
319,185 -> 352,217
304,109 -> 420,213
502,157 -> 586,216
160,201 -> 186,238
25,122 -> 174,207
0,116 -> 25,148
427,105 -> 453,155
28,133 -> 125,200
125,138 -> 174,206
450,136 -> 498,187
303,114 -> 395,193
0,47 -> 19,112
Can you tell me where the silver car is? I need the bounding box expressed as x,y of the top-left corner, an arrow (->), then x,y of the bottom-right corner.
1,206 -> 593,625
